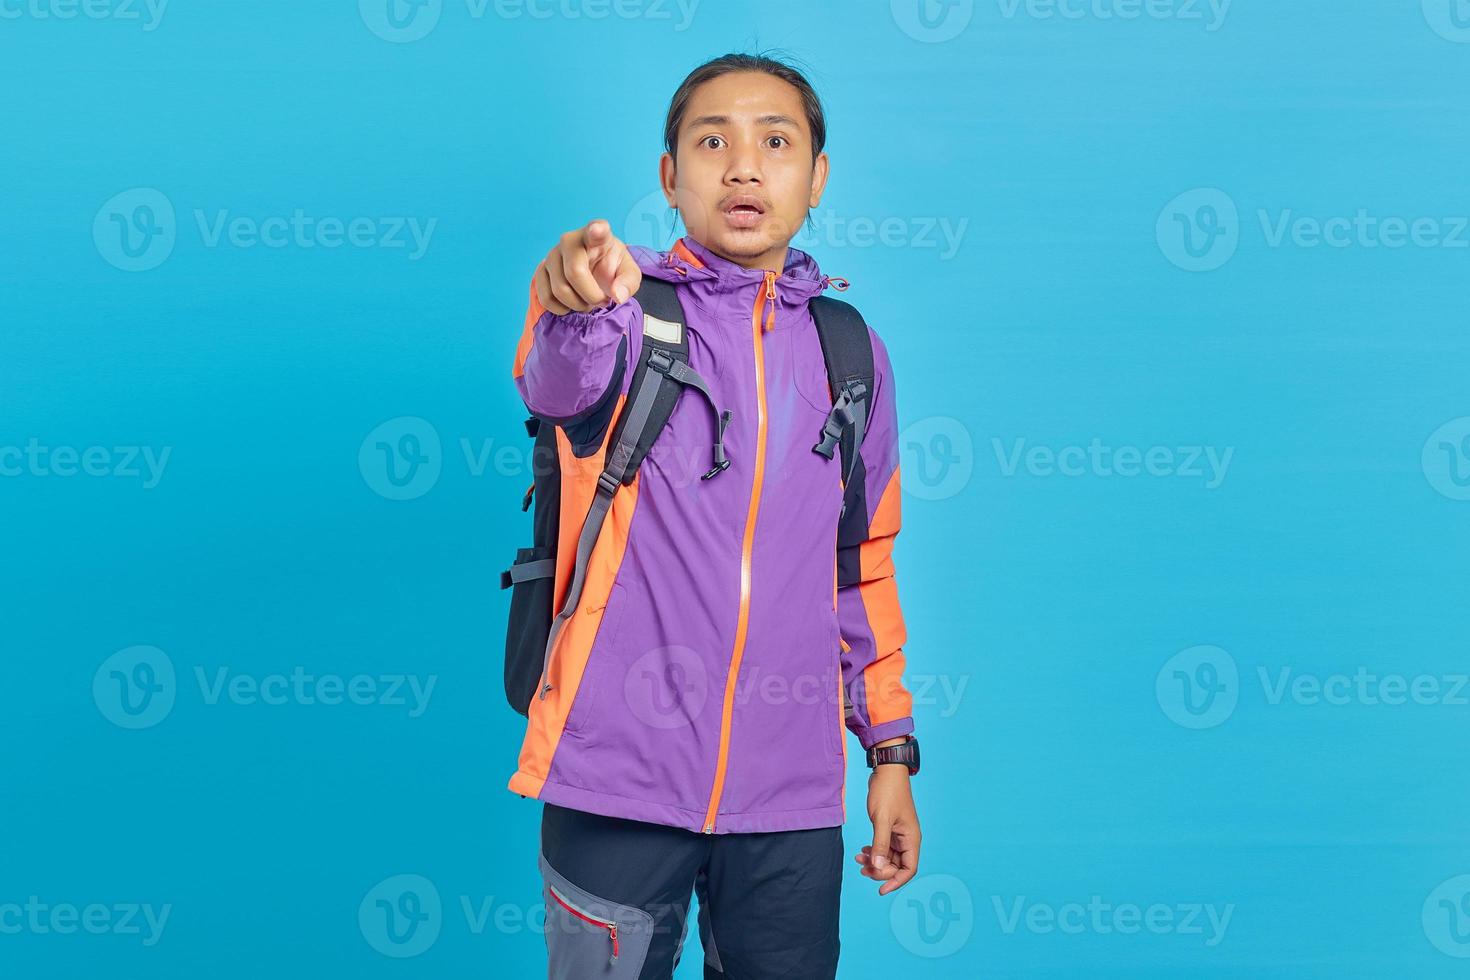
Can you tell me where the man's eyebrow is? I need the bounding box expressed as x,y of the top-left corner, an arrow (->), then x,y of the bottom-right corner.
687,113 -> 804,129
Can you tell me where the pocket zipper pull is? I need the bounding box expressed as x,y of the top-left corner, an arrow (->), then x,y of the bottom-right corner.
549,884 -> 620,963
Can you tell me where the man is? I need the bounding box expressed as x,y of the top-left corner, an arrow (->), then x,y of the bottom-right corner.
509,52 -> 922,979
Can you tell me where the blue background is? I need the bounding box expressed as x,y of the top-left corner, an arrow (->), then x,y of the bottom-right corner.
4,0 -> 1470,976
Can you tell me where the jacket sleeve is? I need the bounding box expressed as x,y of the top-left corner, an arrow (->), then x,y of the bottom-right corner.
511,274 -> 642,426
837,327 -> 915,750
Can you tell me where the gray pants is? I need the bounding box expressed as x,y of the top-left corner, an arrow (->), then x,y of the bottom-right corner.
539,802 -> 843,979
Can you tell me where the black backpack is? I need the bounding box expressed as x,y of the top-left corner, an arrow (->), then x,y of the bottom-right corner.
500,277 -> 875,717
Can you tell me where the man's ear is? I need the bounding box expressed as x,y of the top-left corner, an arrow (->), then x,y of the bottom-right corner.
659,152 -> 677,208
808,151 -> 830,208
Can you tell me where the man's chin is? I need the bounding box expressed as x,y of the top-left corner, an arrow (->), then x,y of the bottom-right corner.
703,228 -> 784,266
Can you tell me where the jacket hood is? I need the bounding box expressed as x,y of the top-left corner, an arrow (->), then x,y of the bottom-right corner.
634,235 -> 844,306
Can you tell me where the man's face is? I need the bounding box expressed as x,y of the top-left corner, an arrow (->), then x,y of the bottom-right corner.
661,71 -> 829,271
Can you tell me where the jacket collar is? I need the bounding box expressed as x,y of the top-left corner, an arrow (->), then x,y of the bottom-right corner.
645,235 -> 837,304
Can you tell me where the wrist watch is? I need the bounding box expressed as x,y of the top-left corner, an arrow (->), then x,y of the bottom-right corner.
865,734 -> 920,775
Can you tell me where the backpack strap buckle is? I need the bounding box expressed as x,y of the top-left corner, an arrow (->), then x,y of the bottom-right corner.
701,409 -> 734,480
813,395 -> 856,460
813,380 -> 866,461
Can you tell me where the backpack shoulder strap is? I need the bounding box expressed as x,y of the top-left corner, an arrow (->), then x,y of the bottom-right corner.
534,276 -> 732,702
810,296 -> 877,593
810,295 -> 876,504
631,275 -> 684,329
603,277 -> 724,481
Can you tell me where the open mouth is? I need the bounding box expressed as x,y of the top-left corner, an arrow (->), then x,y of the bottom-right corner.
722,196 -> 767,227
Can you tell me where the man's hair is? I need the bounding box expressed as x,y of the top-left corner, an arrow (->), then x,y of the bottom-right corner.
663,52 -> 826,164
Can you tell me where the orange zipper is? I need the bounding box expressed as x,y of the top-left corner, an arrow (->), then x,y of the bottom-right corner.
701,269 -> 778,834
548,884 -> 620,961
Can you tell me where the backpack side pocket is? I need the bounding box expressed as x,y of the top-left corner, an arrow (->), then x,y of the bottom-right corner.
502,545 -> 556,716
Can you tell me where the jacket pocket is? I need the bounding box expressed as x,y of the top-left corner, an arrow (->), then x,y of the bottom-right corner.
826,619 -> 844,768
562,581 -> 628,736
540,850 -> 654,978
796,356 -> 836,415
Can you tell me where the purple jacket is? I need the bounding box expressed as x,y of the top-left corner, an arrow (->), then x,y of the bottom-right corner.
508,235 -> 914,834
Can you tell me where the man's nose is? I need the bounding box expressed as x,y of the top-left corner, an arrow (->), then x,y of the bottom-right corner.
724,143 -> 762,184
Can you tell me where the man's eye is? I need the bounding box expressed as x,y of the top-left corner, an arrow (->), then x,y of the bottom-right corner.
768,136 -> 787,149
702,136 -> 725,150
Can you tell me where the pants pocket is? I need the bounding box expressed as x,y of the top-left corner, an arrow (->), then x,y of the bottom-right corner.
540,850 -> 654,978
